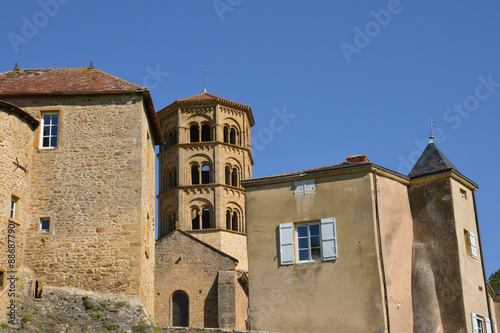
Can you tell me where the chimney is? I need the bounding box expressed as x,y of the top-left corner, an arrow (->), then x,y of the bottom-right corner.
346,154 -> 370,163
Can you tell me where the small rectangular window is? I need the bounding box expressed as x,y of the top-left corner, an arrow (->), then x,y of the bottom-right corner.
294,179 -> 316,195
425,189 -> 435,198
460,188 -> 467,199
40,218 -> 50,233
10,197 -> 18,219
464,229 -> 478,260
40,112 -> 59,148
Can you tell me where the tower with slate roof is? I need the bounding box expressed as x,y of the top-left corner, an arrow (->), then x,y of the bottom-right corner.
408,139 -> 491,332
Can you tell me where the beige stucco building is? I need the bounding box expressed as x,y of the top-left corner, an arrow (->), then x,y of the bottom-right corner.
0,66 -> 163,319
243,143 -> 499,333
155,92 -> 253,329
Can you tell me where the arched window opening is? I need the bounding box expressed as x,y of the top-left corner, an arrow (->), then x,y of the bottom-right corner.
202,208 -> 210,229
191,165 -> 200,185
168,131 -> 174,147
226,210 -> 231,230
191,209 -> 200,230
172,169 -> 177,187
172,291 -> 189,327
167,172 -> 173,190
190,124 -> 199,143
225,166 -> 231,185
230,128 -> 236,145
167,215 -> 175,235
173,130 -> 178,145
232,211 -> 239,231
224,126 -> 229,143
201,165 -> 210,184
160,217 -> 167,238
231,168 -> 238,187
201,124 -> 211,142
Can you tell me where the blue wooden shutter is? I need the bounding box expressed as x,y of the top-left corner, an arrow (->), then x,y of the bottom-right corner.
470,232 -> 478,259
321,218 -> 337,261
279,223 -> 294,265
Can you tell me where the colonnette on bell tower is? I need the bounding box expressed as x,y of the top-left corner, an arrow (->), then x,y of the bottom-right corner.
156,92 -> 254,238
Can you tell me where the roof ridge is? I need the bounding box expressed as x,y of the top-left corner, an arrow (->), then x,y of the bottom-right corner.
92,68 -> 146,91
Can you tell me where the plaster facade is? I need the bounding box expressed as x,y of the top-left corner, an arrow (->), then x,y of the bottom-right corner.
243,145 -> 499,333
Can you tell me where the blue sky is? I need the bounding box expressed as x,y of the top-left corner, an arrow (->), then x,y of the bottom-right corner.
2,1 -> 500,276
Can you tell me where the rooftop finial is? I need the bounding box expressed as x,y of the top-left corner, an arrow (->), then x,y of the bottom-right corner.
203,68 -> 207,93
88,61 -> 94,69
428,117 -> 435,143
14,63 -> 19,71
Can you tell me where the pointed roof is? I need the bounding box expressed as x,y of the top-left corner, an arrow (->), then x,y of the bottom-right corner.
408,142 -> 459,178
0,67 -> 164,144
158,92 -> 255,126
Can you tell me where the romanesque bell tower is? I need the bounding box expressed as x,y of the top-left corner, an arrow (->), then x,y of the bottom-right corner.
156,92 -> 254,242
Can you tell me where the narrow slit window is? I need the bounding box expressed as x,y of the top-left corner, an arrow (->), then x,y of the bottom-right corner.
10,197 -> 18,219
460,188 -> 467,199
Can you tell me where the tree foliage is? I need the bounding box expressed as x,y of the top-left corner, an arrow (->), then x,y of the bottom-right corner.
489,269 -> 500,292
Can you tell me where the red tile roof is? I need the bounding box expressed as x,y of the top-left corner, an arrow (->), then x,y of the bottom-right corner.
0,68 -> 144,95
158,92 -> 255,126
0,68 -> 164,144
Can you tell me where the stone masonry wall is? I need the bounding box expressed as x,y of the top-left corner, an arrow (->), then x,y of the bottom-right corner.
2,94 -> 153,304
155,231 -> 237,328
0,105 -> 36,321
140,105 -> 157,318
187,230 -> 248,271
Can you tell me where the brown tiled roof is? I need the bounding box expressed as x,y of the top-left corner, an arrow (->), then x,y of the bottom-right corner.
158,92 -> 255,126
0,68 -> 144,95
0,68 -> 164,145
0,100 -> 39,129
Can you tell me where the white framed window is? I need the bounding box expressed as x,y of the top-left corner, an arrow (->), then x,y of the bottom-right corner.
40,112 -> 59,148
279,217 -> 337,265
10,197 -> 18,219
40,218 -> 50,233
296,223 -> 321,262
471,313 -> 493,333
464,229 -> 478,260
460,188 -> 468,199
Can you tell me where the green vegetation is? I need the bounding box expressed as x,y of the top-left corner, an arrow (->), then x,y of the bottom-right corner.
102,321 -> 118,331
117,301 -> 127,307
489,268 -> 500,291
132,323 -> 149,332
20,313 -> 32,323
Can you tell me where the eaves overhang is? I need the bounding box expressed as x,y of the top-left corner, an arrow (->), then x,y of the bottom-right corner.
242,163 -> 410,188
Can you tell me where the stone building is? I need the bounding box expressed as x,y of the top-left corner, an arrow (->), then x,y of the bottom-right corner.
155,92 -> 253,329
242,142 -> 500,333
0,66 -> 163,318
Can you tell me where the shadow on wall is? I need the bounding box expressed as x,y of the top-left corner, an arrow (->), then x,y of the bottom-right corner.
204,278 -> 219,328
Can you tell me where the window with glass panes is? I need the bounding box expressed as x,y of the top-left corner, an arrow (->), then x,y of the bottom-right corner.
40,113 -> 59,148
296,223 -> 321,262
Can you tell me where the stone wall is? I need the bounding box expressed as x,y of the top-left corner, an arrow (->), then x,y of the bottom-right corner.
155,231 -> 237,328
1,94 -> 156,316
187,229 -> 248,271
0,104 -> 37,322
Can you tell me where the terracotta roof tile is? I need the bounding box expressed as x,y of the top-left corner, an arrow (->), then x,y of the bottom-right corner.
0,68 -> 145,95
158,92 -> 255,126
